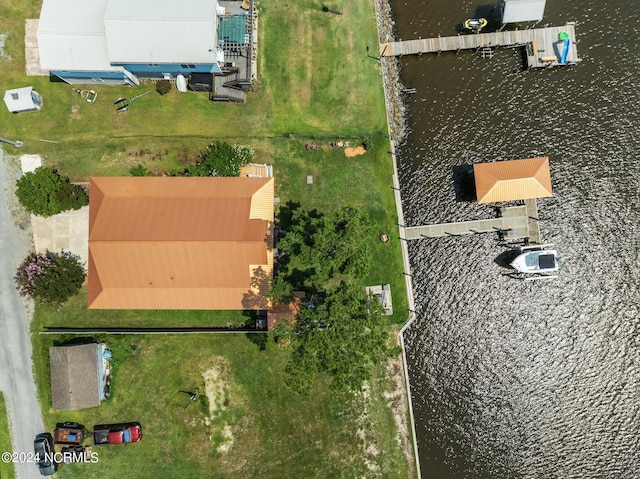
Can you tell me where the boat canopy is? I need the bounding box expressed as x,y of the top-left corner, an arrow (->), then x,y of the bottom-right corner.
538,254 -> 556,269
500,0 -> 546,24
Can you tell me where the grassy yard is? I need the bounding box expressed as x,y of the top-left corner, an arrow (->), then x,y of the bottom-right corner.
0,393 -> 16,479
32,331 -> 409,478
0,0 -> 386,179
2,0 -> 415,476
36,290 -> 252,329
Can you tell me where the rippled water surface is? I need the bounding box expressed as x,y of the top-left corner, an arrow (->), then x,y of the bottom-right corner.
388,1 -> 640,477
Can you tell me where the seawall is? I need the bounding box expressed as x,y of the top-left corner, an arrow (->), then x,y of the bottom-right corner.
372,0 -> 421,477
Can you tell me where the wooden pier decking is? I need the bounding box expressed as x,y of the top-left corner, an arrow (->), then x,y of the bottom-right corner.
380,23 -> 580,69
404,200 -> 541,242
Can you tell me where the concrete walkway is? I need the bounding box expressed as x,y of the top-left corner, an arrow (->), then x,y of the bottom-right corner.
0,147 -> 45,479
25,20 -> 48,77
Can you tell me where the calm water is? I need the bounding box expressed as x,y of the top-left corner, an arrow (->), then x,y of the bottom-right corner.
389,1 -> 640,477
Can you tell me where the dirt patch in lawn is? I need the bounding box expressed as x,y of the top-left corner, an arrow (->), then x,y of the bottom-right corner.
0,33 -> 10,61
345,146 -> 367,157
355,381 -> 382,475
202,360 -> 236,454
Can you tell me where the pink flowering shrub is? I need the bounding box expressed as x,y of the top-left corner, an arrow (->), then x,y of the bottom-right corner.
14,251 -> 85,308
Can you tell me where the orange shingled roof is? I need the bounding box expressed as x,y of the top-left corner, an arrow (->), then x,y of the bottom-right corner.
473,157 -> 553,203
88,177 -> 274,310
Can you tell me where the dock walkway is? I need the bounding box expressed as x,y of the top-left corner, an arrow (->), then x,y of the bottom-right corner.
380,23 -> 579,69
404,200 -> 541,242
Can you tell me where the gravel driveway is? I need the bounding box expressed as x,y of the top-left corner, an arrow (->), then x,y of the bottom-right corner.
0,147 -> 45,479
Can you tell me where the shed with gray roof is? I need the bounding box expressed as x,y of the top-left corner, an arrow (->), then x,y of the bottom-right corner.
50,343 -> 107,410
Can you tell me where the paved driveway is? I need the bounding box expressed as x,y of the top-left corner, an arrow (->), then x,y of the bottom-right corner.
0,148 -> 45,479
31,206 -> 89,267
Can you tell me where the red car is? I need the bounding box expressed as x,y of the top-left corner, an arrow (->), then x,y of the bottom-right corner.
92,422 -> 142,445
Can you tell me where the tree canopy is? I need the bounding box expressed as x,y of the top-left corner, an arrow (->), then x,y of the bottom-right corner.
282,283 -> 392,397
277,205 -> 373,290
14,251 -> 86,308
183,141 -> 254,177
15,167 -> 88,217
273,204 -> 391,396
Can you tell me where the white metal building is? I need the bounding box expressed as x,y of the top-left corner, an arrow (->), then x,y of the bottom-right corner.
37,0 -> 130,83
37,0 -> 222,85
104,0 -> 218,65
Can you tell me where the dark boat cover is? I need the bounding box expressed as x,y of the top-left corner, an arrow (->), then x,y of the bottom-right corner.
539,254 -> 556,269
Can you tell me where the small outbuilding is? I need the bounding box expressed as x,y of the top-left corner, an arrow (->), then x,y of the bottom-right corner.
498,0 -> 546,24
3,87 -> 42,113
50,343 -> 110,410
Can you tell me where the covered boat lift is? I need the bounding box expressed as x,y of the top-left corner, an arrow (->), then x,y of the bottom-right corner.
497,0 -> 546,29
473,156 -> 553,204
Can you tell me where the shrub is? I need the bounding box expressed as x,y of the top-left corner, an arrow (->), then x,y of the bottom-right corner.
15,167 -> 88,217
156,80 -> 172,96
14,251 -> 86,308
129,163 -> 149,176
183,141 -> 254,177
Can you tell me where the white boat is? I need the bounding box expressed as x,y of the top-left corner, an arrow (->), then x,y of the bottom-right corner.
510,244 -> 562,275
176,74 -> 188,93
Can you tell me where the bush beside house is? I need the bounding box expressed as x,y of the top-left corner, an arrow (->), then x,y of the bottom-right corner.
15,251 -> 86,308
15,167 -> 88,217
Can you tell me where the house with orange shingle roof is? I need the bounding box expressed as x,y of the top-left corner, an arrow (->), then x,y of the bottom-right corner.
88,176 -> 273,310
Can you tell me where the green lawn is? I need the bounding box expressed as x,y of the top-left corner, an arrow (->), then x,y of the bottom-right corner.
0,0 -> 386,179
32,331 -> 409,478
0,393 -> 16,479
36,289 -> 252,329
2,0 -> 414,476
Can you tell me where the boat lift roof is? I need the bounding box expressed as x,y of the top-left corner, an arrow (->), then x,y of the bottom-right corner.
499,0 -> 546,24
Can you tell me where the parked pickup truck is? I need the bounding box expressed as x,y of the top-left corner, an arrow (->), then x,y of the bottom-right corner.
93,422 -> 142,445
54,422 -> 86,445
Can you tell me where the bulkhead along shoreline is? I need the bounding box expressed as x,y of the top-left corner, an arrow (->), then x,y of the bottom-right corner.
373,0 -> 421,477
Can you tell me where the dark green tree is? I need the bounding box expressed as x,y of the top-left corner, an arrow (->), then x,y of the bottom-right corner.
285,283 -> 392,397
14,250 -> 86,308
15,167 -> 88,217
267,276 -> 295,304
277,206 -> 374,289
184,141 -> 254,177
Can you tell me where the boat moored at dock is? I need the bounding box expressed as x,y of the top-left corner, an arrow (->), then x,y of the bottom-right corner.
509,244 -> 563,279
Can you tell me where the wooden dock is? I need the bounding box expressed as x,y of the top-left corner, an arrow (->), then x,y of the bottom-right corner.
380,23 -> 580,69
404,200 -> 541,242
